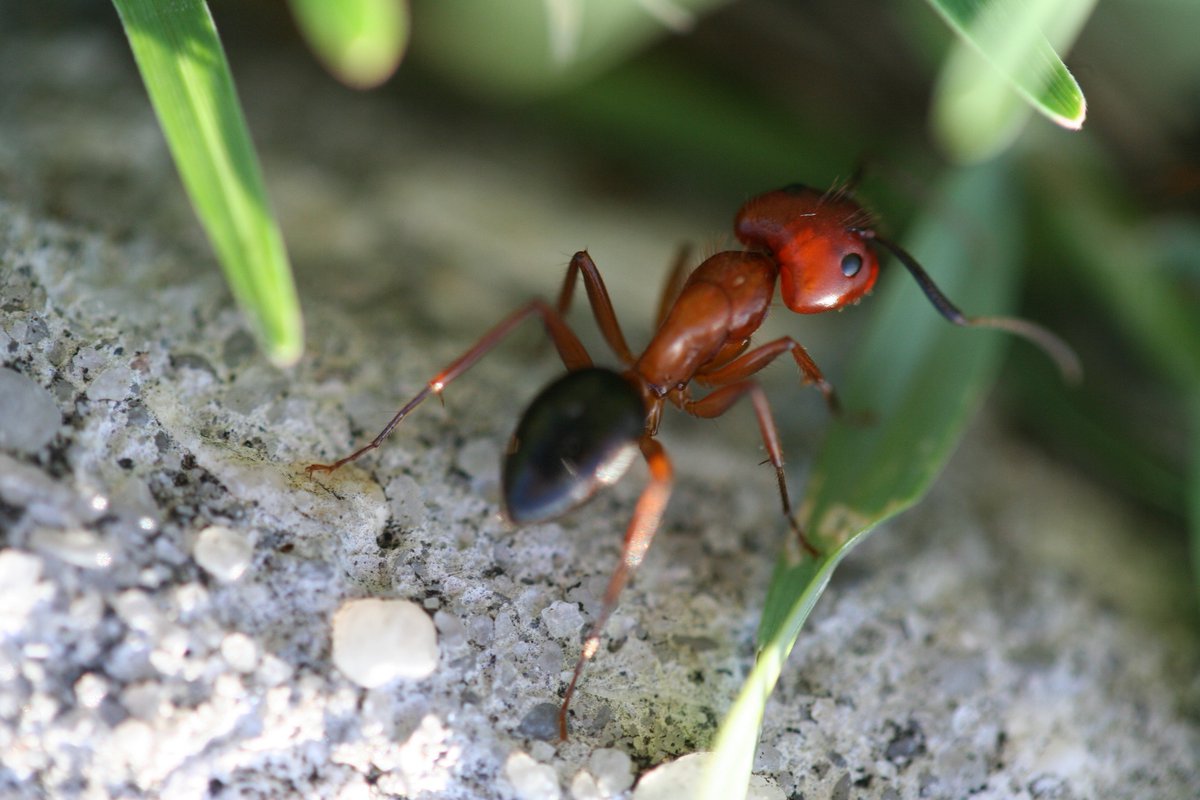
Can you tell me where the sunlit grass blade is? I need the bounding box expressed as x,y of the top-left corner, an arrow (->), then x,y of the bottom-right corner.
1191,400 -> 1200,605
1183,250 -> 1200,607
112,0 -> 303,366
288,0 -> 409,89
702,163 -> 1024,799
926,0 -> 1095,162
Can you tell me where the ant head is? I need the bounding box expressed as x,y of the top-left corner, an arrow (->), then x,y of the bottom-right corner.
735,184 -> 880,314
737,183 -> 1081,382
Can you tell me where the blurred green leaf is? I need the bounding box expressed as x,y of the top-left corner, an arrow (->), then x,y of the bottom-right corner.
112,0 -> 303,366
288,0 -> 409,89
1028,147 -> 1200,602
927,0 -> 1094,162
411,0 -> 729,98
1030,154 -> 1200,389
1003,344 -> 1186,519
703,163 -> 1024,799
548,54 -> 861,191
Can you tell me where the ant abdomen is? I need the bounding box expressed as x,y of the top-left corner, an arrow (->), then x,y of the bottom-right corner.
502,367 -> 645,525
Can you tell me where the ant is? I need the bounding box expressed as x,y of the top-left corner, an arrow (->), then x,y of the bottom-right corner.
306,182 -> 1080,740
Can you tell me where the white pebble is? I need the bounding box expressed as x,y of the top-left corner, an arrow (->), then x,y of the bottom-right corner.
257,654 -> 294,686
74,672 -> 108,709
220,632 -> 259,673
332,598 -> 439,688
193,525 -> 253,582
112,589 -> 161,634
0,549 -> 52,634
589,748 -> 634,796
505,751 -> 561,800
570,771 -> 602,800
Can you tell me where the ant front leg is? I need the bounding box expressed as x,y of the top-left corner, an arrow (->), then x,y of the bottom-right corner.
684,381 -> 819,558
306,299 -> 592,475
696,337 -> 842,418
558,436 -> 673,740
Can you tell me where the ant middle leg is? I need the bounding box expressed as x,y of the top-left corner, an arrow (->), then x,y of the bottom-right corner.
306,299 -> 592,475
684,381 -> 819,558
696,337 -> 842,417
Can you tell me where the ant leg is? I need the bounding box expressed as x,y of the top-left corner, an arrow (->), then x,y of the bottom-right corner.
306,299 -> 591,475
654,244 -> 694,330
555,251 -> 638,366
685,382 -> 819,558
558,436 -> 673,740
696,337 -> 841,417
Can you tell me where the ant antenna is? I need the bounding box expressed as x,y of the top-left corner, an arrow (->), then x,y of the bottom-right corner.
868,233 -> 1082,384
844,159 -> 869,194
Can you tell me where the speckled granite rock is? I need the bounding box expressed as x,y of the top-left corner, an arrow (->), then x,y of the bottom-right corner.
1,22 -> 1197,800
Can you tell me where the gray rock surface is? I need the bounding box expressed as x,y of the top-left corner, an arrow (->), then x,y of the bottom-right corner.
1,22 -> 1197,800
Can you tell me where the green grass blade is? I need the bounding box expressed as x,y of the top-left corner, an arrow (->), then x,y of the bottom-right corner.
1191,398 -> 1200,606
702,163 -> 1023,799
288,0 -> 409,89
926,0 -> 1094,161
112,0 -> 303,366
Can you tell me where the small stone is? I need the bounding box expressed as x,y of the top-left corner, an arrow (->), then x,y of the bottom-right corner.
385,474 -> 424,523
0,549 -> 52,634
588,748 -> 634,796
74,672 -> 108,709
331,598 -> 439,688
541,601 -> 584,640
220,632 -> 259,673
29,527 -> 113,569
257,654 -> 294,686
86,363 -> 134,402
457,437 -> 498,489
433,609 -> 467,649
517,703 -> 560,741
469,614 -> 494,645
0,368 -> 60,454
505,751 -> 561,800
112,589 -> 161,634
193,525 -> 253,582
570,770 -> 602,800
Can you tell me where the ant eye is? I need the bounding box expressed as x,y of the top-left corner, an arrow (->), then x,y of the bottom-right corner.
841,253 -> 863,278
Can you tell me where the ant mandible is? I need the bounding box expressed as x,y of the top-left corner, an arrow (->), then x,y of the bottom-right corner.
306,182 -> 1080,740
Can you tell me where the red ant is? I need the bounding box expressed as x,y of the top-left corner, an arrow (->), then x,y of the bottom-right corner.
306,182 -> 1079,739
